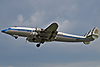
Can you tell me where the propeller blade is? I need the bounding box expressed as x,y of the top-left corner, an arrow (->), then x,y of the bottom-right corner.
35,25 -> 37,32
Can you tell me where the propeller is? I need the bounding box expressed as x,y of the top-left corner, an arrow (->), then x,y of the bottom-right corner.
35,25 -> 41,38
35,25 -> 38,32
31,25 -> 37,36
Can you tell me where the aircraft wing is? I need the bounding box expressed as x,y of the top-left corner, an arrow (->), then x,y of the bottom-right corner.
45,23 -> 58,32
40,22 -> 58,41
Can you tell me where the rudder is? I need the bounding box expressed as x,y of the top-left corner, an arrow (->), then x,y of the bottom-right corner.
83,27 -> 99,45
92,27 -> 99,39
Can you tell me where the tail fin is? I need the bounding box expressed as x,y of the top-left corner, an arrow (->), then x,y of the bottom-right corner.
83,27 -> 99,45
84,27 -> 99,39
92,27 -> 99,39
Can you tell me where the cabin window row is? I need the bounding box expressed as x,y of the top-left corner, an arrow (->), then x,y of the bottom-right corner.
8,28 -> 32,32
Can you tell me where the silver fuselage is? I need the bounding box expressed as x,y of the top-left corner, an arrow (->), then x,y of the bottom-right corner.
1,27 -> 93,43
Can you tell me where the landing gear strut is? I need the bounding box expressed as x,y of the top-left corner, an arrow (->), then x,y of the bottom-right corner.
36,40 -> 45,48
41,40 -> 44,44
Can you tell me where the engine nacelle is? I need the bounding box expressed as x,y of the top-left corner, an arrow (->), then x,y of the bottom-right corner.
26,32 -> 39,42
30,32 -> 38,36
36,28 -> 44,31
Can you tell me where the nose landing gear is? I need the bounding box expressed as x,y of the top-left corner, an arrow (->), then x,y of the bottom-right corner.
15,37 -> 18,39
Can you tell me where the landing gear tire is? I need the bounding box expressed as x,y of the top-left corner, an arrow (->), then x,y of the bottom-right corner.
36,44 -> 40,47
15,37 -> 18,39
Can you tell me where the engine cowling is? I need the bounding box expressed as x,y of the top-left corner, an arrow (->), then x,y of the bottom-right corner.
26,32 -> 39,42
30,32 -> 38,36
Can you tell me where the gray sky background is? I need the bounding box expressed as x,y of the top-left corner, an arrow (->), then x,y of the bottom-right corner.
0,0 -> 100,67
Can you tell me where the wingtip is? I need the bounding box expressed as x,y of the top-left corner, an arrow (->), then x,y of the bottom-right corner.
52,21 -> 59,26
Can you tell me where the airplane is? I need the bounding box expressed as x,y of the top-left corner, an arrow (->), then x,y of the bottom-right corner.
1,22 -> 99,47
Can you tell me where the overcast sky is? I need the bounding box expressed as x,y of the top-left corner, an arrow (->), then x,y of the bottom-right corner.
0,0 -> 100,67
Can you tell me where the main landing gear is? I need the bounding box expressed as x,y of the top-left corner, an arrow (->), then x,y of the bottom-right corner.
36,40 -> 45,47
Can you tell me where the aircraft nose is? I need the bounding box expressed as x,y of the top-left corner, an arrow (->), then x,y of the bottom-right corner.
1,29 -> 6,33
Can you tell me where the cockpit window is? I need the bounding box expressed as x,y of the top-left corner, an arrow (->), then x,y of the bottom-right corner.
8,28 -> 11,30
